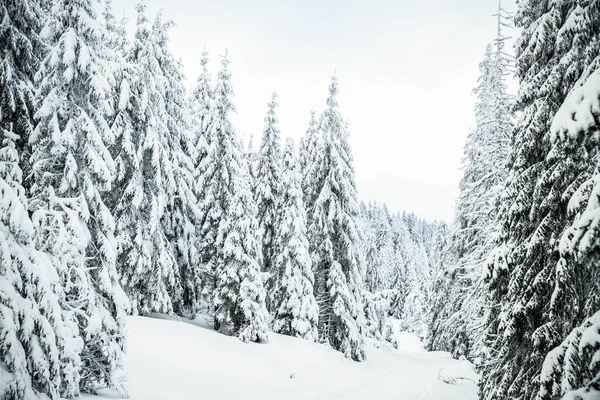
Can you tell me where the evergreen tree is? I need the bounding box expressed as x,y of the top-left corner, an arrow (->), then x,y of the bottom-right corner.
191,49 -> 214,213
299,109 -> 320,210
191,49 -> 214,176
254,92 -> 282,291
537,65 -> 600,399
0,0 -> 48,187
0,128 -> 81,399
399,241 -> 430,340
195,52 -> 234,305
481,2 -> 600,399
114,3 -> 181,316
365,204 -> 395,293
430,15 -> 513,362
200,54 -> 268,342
29,0 -> 128,393
426,223 -> 458,355
102,0 -> 134,190
308,76 -> 366,361
151,13 -> 200,316
388,212 -> 411,318
362,289 -> 396,344
538,311 -> 600,400
271,138 -> 319,341
190,49 -> 216,310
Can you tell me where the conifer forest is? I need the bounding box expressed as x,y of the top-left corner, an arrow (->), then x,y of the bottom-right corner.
1,0 -> 600,399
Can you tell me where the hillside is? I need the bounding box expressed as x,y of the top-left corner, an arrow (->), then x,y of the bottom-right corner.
86,317 -> 478,400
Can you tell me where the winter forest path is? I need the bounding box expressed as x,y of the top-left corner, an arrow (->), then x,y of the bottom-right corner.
87,317 -> 478,400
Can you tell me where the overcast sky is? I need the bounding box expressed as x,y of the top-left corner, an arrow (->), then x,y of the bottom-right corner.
115,0 -> 517,222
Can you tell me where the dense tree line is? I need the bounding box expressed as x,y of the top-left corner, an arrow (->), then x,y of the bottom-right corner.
427,1 -> 600,399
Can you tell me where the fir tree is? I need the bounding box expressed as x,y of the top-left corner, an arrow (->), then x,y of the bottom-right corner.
537,65 -> 600,399
299,109 -> 321,213
190,49 -> 216,310
399,241 -> 430,340
191,49 -> 213,219
271,138 -> 319,341
308,76 -> 366,361
388,212 -> 411,318
0,128 -> 81,399
29,0 -> 128,393
191,49 -> 214,174
0,0 -> 48,187
114,3 -> 181,316
201,54 -> 268,342
362,289 -> 395,343
151,13 -> 200,317
254,92 -> 282,291
481,2 -> 600,399
195,51 -> 233,305
431,16 -> 513,362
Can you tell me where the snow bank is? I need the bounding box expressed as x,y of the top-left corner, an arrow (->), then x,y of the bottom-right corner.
85,316 -> 477,400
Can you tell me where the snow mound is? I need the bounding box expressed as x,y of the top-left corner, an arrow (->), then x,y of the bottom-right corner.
85,316 -> 477,400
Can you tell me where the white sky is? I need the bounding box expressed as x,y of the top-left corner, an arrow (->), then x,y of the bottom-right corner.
115,0 -> 517,222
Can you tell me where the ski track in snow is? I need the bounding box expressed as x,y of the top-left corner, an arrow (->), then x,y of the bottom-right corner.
84,316 -> 477,400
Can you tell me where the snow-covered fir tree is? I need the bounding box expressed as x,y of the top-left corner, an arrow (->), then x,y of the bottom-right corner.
114,3 -> 181,316
0,0 -> 48,185
151,13 -> 200,317
189,49 -> 217,311
198,54 -> 268,342
270,137 -> 319,341
538,311 -> 600,400
254,92 -> 282,297
190,49 -> 214,180
102,0 -> 134,167
481,2 -> 600,399
363,203 -> 395,293
195,52 -> 238,305
426,223 -> 460,355
299,109 -> 320,210
387,212 -> 411,319
362,289 -> 396,344
29,0 -> 128,393
429,11 -> 513,363
191,50 -> 214,224
0,127 -> 82,399
307,76 -> 366,361
537,65 -> 600,400
399,241 -> 430,340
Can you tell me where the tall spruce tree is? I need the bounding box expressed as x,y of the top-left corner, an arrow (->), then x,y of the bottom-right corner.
114,3 -> 181,316
0,128 -> 82,399
0,0 -> 48,185
190,49 -> 216,310
271,138 -> 319,341
430,13 -> 513,362
299,110 -> 321,213
191,49 -> 214,225
191,49 -> 214,177
308,76 -> 366,361
199,54 -> 268,342
29,0 -> 128,393
150,13 -> 200,317
102,0 -> 134,188
254,92 -> 282,293
537,65 -> 600,399
388,212 -> 411,318
195,52 -> 237,305
481,2 -> 600,399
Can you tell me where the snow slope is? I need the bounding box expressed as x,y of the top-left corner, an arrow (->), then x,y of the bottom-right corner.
87,316 -> 477,400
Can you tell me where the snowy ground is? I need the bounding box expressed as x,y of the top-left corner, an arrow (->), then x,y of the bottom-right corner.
86,316 -> 478,400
